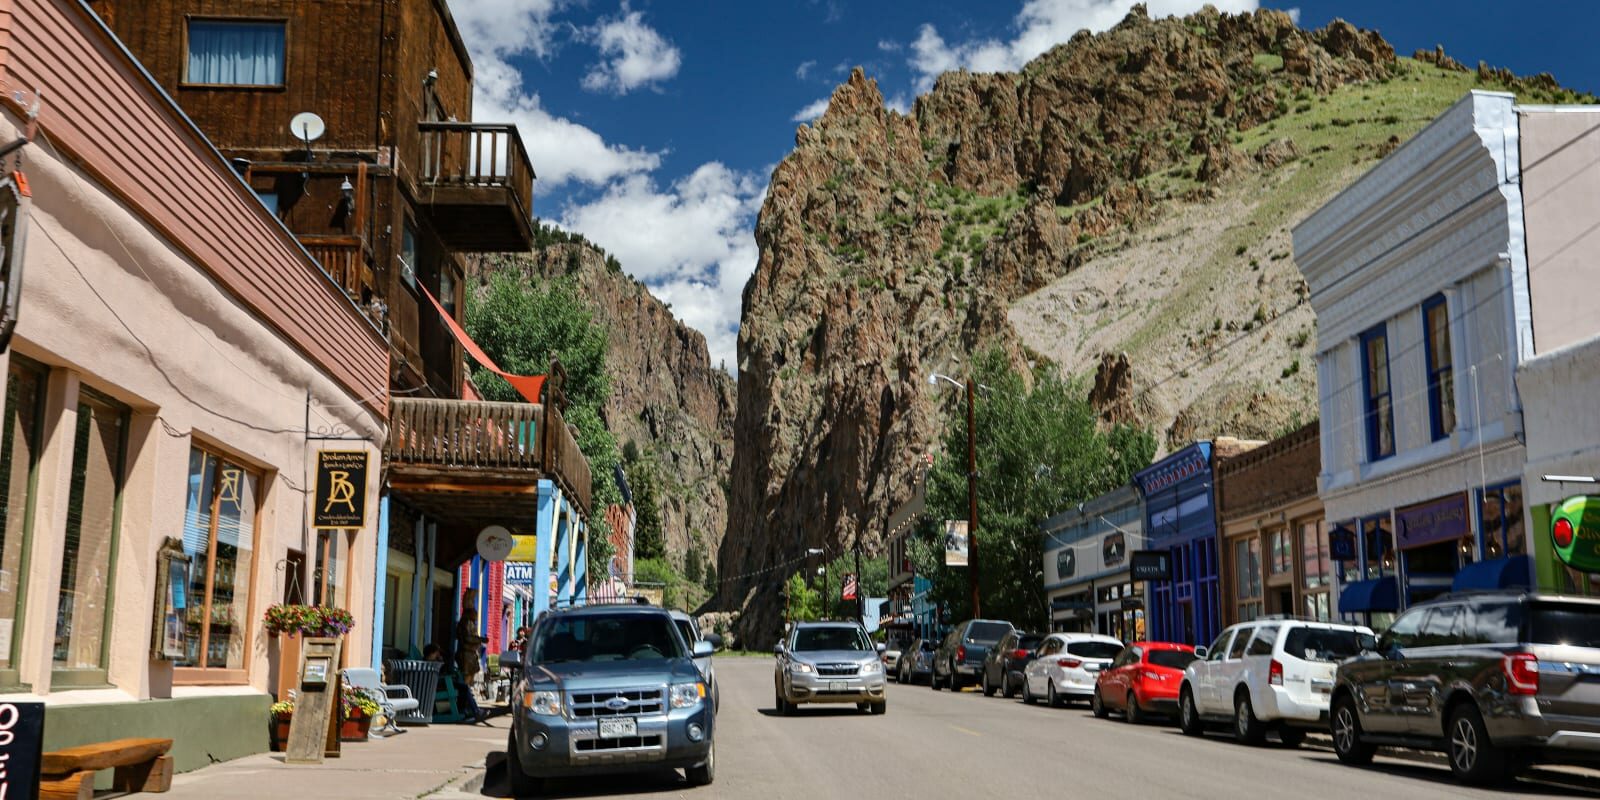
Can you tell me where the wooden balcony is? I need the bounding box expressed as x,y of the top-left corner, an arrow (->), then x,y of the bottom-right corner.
416,122 -> 536,253
300,235 -> 372,299
384,397 -> 592,527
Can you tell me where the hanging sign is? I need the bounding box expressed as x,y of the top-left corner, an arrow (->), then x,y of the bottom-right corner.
507,535 -> 539,562
1130,550 -> 1172,581
0,701 -> 44,800
313,450 -> 369,529
505,562 -> 536,585
943,520 -> 969,567
0,171 -> 30,354
1552,496 -> 1600,572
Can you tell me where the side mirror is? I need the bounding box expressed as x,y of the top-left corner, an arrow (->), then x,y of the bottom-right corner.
876,642 -> 887,654
693,641 -> 715,659
706,633 -> 725,651
773,643 -> 785,657
1193,646 -> 1208,659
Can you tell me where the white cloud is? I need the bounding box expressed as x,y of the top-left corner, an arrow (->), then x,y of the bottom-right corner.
581,6 -> 682,94
796,59 -> 817,80
792,97 -> 831,122
558,164 -> 766,370
1286,7 -> 1300,24
877,39 -> 902,52
885,93 -> 912,114
909,0 -> 1260,91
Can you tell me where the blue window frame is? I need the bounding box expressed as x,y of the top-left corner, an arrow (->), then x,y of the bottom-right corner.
186,20 -> 286,87
1360,324 -> 1394,461
1422,295 -> 1456,441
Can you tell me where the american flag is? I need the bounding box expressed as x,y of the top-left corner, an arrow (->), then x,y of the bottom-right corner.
841,573 -> 858,601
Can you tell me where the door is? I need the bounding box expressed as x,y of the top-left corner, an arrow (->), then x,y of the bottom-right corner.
1214,625 -> 1253,710
1352,605 -> 1425,734
1029,637 -> 1061,695
1196,630 -> 1235,712
1399,603 -> 1463,734
1110,646 -> 1140,709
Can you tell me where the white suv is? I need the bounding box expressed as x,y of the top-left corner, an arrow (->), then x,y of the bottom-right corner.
1020,633 -> 1124,708
1178,618 -> 1374,746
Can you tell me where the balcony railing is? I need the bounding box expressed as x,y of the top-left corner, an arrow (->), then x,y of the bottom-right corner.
418,121 -> 535,221
385,397 -> 591,512
300,235 -> 369,298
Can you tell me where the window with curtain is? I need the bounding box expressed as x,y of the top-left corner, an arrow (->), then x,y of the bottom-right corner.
1233,537 -> 1262,622
0,358 -> 45,676
177,448 -> 259,678
1301,520 -> 1330,588
54,390 -> 127,678
186,20 -> 286,87
1268,528 -> 1292,577
1361,325 -> 1394,461
1422,295 -> 1456,441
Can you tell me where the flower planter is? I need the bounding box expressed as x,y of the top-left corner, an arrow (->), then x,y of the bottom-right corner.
339,714 -> 372,742
270,715 -> 292,752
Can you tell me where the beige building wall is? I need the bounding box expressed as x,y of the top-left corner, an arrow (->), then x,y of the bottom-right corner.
0,106 -> 385,708
1520,107 -> 1600,355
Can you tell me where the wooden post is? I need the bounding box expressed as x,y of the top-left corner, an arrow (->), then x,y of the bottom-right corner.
285,637 -> 342,765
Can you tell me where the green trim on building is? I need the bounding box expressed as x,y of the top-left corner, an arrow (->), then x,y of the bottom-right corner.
44,693 -> 268,783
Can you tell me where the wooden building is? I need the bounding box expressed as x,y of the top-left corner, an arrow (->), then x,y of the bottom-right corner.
86,0 -> 536,398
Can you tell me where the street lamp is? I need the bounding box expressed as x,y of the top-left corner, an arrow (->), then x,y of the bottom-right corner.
928,371 -> 982,619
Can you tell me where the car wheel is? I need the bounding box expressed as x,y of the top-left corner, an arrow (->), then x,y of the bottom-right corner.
1047,680 -> 1062,709
1234,691 -> 1266,746
1126,692 -> 1143,725
982,670 -> 996,697
1448,703 -> 1508,785
1091,686 -> 1109,719
931,669 -> 943,691
685,739 -> 715,787
857,702 -> 871,712
1331,695 -> 1375,765
775,686 -> 790,716
506,729 -> 545,797
1002,674 -> 1017,699
1279,728 -> 1306,748
1178,688 -> 1204,737
1022,677 -> 1036,705
871,700 -> 887,715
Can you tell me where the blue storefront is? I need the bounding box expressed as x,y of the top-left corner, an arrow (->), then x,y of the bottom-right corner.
1135,443 -> 1222,647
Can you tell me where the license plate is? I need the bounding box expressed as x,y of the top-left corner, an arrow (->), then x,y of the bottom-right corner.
829,681 -> 847,691
598,717 -> 637,739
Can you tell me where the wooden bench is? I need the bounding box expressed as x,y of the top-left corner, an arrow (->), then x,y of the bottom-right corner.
41,737 -> 173,800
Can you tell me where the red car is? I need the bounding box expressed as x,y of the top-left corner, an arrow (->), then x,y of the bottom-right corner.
1092,641 -> 1197,724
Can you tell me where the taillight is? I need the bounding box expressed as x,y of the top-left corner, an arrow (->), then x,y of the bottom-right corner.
1269,659 -> 1283,686
957,646 -> 966,661
1057,658 -> 1082,669
1012,649 -> 1029,660
1505,653 -> 1539,695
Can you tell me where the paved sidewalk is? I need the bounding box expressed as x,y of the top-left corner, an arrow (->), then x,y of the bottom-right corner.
164,718 -> 508,800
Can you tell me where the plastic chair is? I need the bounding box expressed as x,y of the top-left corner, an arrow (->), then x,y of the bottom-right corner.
342,668 -> 420,736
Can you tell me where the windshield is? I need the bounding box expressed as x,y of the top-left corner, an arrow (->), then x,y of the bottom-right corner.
794,626 -> 872,652
1067,641 -> 1123,659
530,613 -> 686,663
1282,627 -> 1370,662
1530,603 -> 1600,648
1147,650 -> 1198,670
966,622 -> 1012,643
919,640 -> 937,652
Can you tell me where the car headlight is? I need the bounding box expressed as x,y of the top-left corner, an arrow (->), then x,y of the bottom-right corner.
671,682 -> 706,709
524,690 -> 562,716
860,660 -> 882,675
792,661 -> 814,674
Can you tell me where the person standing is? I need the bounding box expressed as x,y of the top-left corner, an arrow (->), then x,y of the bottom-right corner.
456,605 -> 484,688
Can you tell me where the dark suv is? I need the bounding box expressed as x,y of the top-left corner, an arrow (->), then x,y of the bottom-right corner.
1331,592 -> 1600,785
504,604 -> 716,795
932,619 -> 1013,691
981,630 -> 1043,698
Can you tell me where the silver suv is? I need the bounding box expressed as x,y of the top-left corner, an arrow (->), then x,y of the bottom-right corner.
774,621 -> 888,715
1332,592 -> 1600,785
670,610 -> 723,712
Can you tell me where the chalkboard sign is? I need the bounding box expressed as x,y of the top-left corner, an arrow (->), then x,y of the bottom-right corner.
0,701 -> 45,800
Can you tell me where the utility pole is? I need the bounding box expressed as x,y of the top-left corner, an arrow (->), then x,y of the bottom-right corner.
966,378 -> 980,620
854,540 -> 864,629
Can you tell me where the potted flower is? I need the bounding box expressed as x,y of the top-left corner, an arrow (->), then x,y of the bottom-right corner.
269,700 -> 294,752
265,605 -> 356,701
339,686 -> 379,741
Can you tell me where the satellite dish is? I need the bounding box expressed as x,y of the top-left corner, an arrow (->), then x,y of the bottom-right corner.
476,525 -> 514,561
289,111 -> 326,144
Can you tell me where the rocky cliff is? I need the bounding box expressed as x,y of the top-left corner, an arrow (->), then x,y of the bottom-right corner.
473,245 -> 735,569
720,5 -> 1585,645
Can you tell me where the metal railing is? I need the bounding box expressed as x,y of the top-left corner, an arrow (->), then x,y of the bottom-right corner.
417,121 -> 535,218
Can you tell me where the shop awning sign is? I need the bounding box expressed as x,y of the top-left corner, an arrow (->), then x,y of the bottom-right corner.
1130,550 -> 1172,581
1552,496 -> 1600,573
313,450 -> 369,529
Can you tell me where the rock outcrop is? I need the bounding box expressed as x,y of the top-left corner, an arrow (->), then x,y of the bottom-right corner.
720,7 -> 1399,646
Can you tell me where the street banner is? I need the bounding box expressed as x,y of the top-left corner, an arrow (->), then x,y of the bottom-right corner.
943,520 -> 969,566
313,450 -> 369,529
842,573 -> 858,600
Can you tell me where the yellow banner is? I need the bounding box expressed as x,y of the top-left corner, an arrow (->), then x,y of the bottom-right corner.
507,535 -> 538,562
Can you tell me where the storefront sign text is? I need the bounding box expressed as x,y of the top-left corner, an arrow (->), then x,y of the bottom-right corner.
1130,550 -> 1172,581
313,450 -> 369,529
1553,496 -> 1600,573
0,702 -> 44,800
505,562 -> 536,585
1396,493 -> 1469,549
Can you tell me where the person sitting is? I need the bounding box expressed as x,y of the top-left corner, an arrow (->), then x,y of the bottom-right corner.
424,643 -> 489,724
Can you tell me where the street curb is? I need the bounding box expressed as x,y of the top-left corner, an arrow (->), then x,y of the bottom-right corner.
1304,733 -> 1600,791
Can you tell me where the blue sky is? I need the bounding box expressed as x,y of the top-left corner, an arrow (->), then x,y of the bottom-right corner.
444,1 -> 1600,371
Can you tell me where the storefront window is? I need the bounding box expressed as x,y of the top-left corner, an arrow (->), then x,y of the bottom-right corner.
177,448 -> 260,678
1362,516 -> 1391,580
0,358 -> 45,677
1268,529 -> 1292,577
54,391 -> 128,679
1234,537 -> 1262,621
1301,521 -> 1329,588
1479,484 -> 1526,559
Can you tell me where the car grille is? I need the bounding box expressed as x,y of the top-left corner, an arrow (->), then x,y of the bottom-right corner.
576,735 -> 663,752
568,687 -> 665,718
817,663 -> 860,677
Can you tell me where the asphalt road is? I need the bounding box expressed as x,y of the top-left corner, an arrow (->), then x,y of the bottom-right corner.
479,657 -> 1600,799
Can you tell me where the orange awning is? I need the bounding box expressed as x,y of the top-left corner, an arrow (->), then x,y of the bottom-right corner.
420,284 -> 546,404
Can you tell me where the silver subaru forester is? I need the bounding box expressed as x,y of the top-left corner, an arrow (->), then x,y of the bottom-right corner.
774,621 -> 888,715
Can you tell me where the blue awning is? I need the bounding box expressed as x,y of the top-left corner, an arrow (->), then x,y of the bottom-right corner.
1452,555 -> 1533,592
1338,576 -> 1399,614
